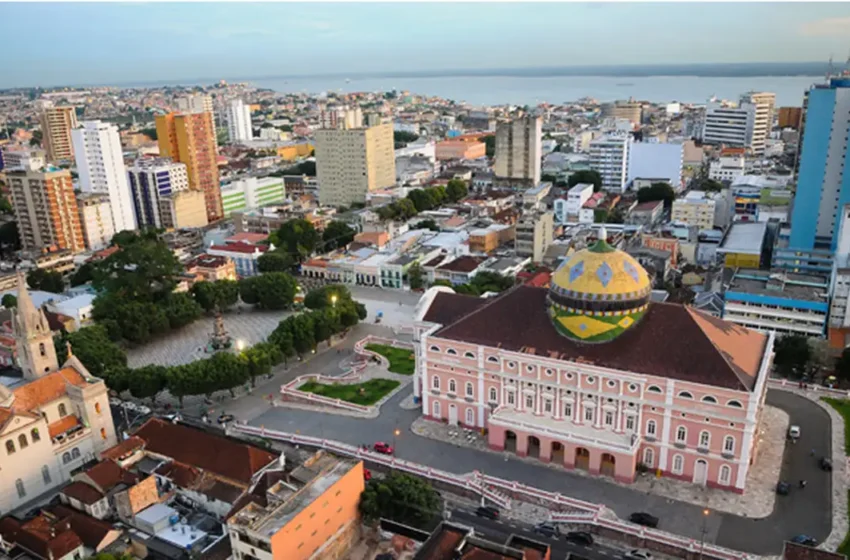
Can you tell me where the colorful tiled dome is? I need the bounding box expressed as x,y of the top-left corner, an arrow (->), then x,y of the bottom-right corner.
547,229 -> 652,343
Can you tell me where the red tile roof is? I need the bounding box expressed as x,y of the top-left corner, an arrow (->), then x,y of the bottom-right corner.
11,368 -> 87,414
83,460 -> 139,492
422,292 -> 487,326
209,242 -> 269,255
429,286 -> 766,390
48,415 -> 80,439
225,232 -> 269,245
0,514 -> 83,560
185,253 -> 231,270
100,436 -> 145,461
61,481 -> 104,505
437,256 -> 486,273
48,505 -> 117,551
133,418 -> 276,484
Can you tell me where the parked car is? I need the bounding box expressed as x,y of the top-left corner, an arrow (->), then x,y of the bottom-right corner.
776,481 -> 791,495
628,512 -> 659,528
136,404 -> 152,416
788,425 -> 801,439
363,468 -> 372,481
533,523 -> 560,538
373,441 -> 394,454
624,551 -> 652,560
217,413 -> 234,424
475,506 -> 500,520
564,531 -> 594,546
819,457 -> 833,471
791,535 -> 818,547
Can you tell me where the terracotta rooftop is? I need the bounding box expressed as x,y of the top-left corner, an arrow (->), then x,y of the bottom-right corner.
0,514 -> 83,560
133,418 -> 277,484
9,368 -> 87,414
61,481 -> 104,505
437,256 -> 487,273
100,435 -> 145,461
48,415 -> 81,439
47,505 -> 116,551
209,242 -> 269,255
83,460 -> 139,492
225,232 -> 269,245
185,253 -> 231,270
429,286 -> 767,391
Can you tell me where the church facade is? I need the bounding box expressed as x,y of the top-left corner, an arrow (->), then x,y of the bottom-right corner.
0,272 -> 117,513
414,232 -> 773,493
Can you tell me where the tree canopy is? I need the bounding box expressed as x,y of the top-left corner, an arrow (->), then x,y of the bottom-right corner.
27,268 -> 65,294
54,324 -> 128,386
1,294 -> 16,308
322,221 -> 357,251
239,272 -> 298,310
446,179 -> 469,203
272,219 -> 319,263
257,250 -> 294,273
637,182 -> 676,208
481,135 -> 495,158
773,334 -> 811,379
393,130 -> 419,146
568,170 -> 603,192
359,472 -> 442,529
303,284 -> 353,310
434,271 -> 515,296
408,262 -> 425,290
191,280 -> 240,313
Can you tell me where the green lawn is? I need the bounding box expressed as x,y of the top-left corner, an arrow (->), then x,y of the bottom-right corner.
365,343 -> 416,375
823,397 -> 850,454
299,378 -> 400,406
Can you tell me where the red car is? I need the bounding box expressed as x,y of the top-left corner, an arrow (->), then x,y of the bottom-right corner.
363,468 -> 372,481
373,441 -> 394,454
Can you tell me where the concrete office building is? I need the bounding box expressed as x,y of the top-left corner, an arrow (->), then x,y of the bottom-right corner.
315,122 -> 395,207
589,135 -> 631,193
71,120 -> 137,234
176,93 -> 215,129
220,177 -> 286,216
778,107 -> 803,129
494,115 -> 542,188
40,104 -> 77,162
672,191 -> 716,231
76,192 -> 115,251
788,77 -> 850,252
709,155 -> 746,183
626,141 -> 684,189
127,158 -> 189,228
155,112 -> 223,222
601,101 -> 642,125
0,147 -> 45,172
702,100 -> 755,150
515,211 -> 554,263
740,92 -> 775,155
8,167 -> 85,254
227,99 -> 253,143
159,190 -> 209,230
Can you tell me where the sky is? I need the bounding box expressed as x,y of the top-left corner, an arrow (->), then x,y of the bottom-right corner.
2,2 -> 850,88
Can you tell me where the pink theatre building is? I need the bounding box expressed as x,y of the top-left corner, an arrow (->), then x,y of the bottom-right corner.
413,236 -> 774,493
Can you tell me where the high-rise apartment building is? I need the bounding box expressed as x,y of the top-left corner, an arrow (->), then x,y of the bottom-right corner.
493,115 -> 542,188
176,93 -> 214,123
71,120 -> 137,234
315,122 -> 395,207
220,177 -> 285,216
127,158 -> 189,228
515,210 -> 554,263
778,106 -> 803,129
155,112 -> 223,222
77,192 -> 115,251
601,101 -> 643,125
319,105 -> 363,130
789,77 -> 850,252
671,191 -> 717,230
159,190 -> 209,229
227,99 -> 253,143
740,91 -> 775,155
702,100 -> 755,149
589,134 -> 631,193
7,167 -> 85,254
40,104 -> 77,162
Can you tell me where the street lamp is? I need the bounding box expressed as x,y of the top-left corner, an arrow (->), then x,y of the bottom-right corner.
698,508 -> 710,560
236,339 -> 245,351
331,294 -> 338,307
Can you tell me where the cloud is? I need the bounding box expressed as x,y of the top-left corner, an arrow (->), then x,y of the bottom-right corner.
800,17 -> 850,37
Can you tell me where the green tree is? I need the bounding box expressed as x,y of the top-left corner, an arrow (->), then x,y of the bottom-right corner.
70,262 -> 96,287
0,196 -> 12,215
0,221 -> 20,252
275,219 -> 319,263
446,179 -> 469,203
240,272 -> 297,310
2,294 -> 16,308
93,232 -> 181,299
359,472 -> 442,529
127,365 -> 168,402
393,130 -> 419,145
835,347 -> 850,384
637,182 -> 676,209
192,280 -> 239,312
408,262 -> 425,290
408,189 -> 434,213
567,169 -> 603,192
241,342 -> 282,386
322,221 -> 356,251
417,219 -> 440,232
773,334 -> 811,379
257,251 -> 294,273
54,325 -> 128,381
694,178 -> 724,192
304,284 -> 352,310
481,135 -> 496,158
140,127 -> 157,141
162,292 -> 202,329
27,268 -> 65,293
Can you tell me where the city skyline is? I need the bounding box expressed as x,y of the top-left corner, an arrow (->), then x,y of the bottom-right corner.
1,2 -> 850,89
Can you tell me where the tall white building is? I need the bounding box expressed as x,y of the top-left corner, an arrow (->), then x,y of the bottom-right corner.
494,115 -> 542,188
76,192 -> 115,251
127,158 -> 189,228
701,93 -> 774,154
71,120 -> 137,234
589,134 -> 631,193
626,141 -> 684,189
176,94 -> 214,118
740,92 -> 775,155
227,99 -> 253,143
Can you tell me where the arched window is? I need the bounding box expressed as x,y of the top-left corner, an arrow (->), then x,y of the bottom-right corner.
5,440 -> 15,455
487,356 -> 499,363
18,434 -> 27,449
701,395 -> 718,404
94,402 -> 101,414
432,376 -> 440,390
42,466 -> 51,485
723,435 -> 735,454
647,385 -> 662,393
100,428 -> 107,440
31,428 -> 40,442
465,382 -> 473,397
71,448 -> 80,459
719,465 -> 732,485
432,400 -> 441,418
646,420 -> 657,436
429,345 -> 440,352
62,452 -> 71,464
699,430 -> 710,448
38,342 -> 46,356
448,379 -> 457,393
465,408 -> 475,426
489,387 -> 497,402
727,400 -> 743,408
446,348 -> 457,356
643,447 -> 655,468
58,403 -> 67,417
676,426 -> 687,443
672,455 -> 684,474
15,479 -> 25,498
464,352 -> 475,359
677,391 -> 693,399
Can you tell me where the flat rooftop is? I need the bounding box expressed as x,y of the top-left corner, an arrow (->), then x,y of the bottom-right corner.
717,222 -> 768,255
728,269 -> 829,303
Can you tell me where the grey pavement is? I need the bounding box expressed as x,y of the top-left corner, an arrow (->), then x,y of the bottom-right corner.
248,389 -> 831,555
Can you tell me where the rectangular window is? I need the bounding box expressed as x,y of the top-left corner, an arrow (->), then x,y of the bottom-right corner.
544,399 -> 552,413
625,416 -> 635,431
507,392 -> 515,406
526,395 -> 534,409
604,411 -> 614,426
584,408 -> 594,423
564,403 -> 572,418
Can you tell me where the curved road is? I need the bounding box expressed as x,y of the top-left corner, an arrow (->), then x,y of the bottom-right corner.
248,387 -> 832,554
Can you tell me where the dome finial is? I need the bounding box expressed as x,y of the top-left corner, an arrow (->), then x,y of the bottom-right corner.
598,226 -> 607,243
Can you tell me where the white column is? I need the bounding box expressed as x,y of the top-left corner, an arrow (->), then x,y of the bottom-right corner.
477,345 -> 486,427
594,396 -> 603,428
575,394 -> 582,424
554,389 -> 561,420
616,401 -> 624,433
659,381 -> 674,471
535,384 -> 542,416
420,334 -> 430,414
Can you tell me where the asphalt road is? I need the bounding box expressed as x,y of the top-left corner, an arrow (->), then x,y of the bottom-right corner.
449,508 -> 634,560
